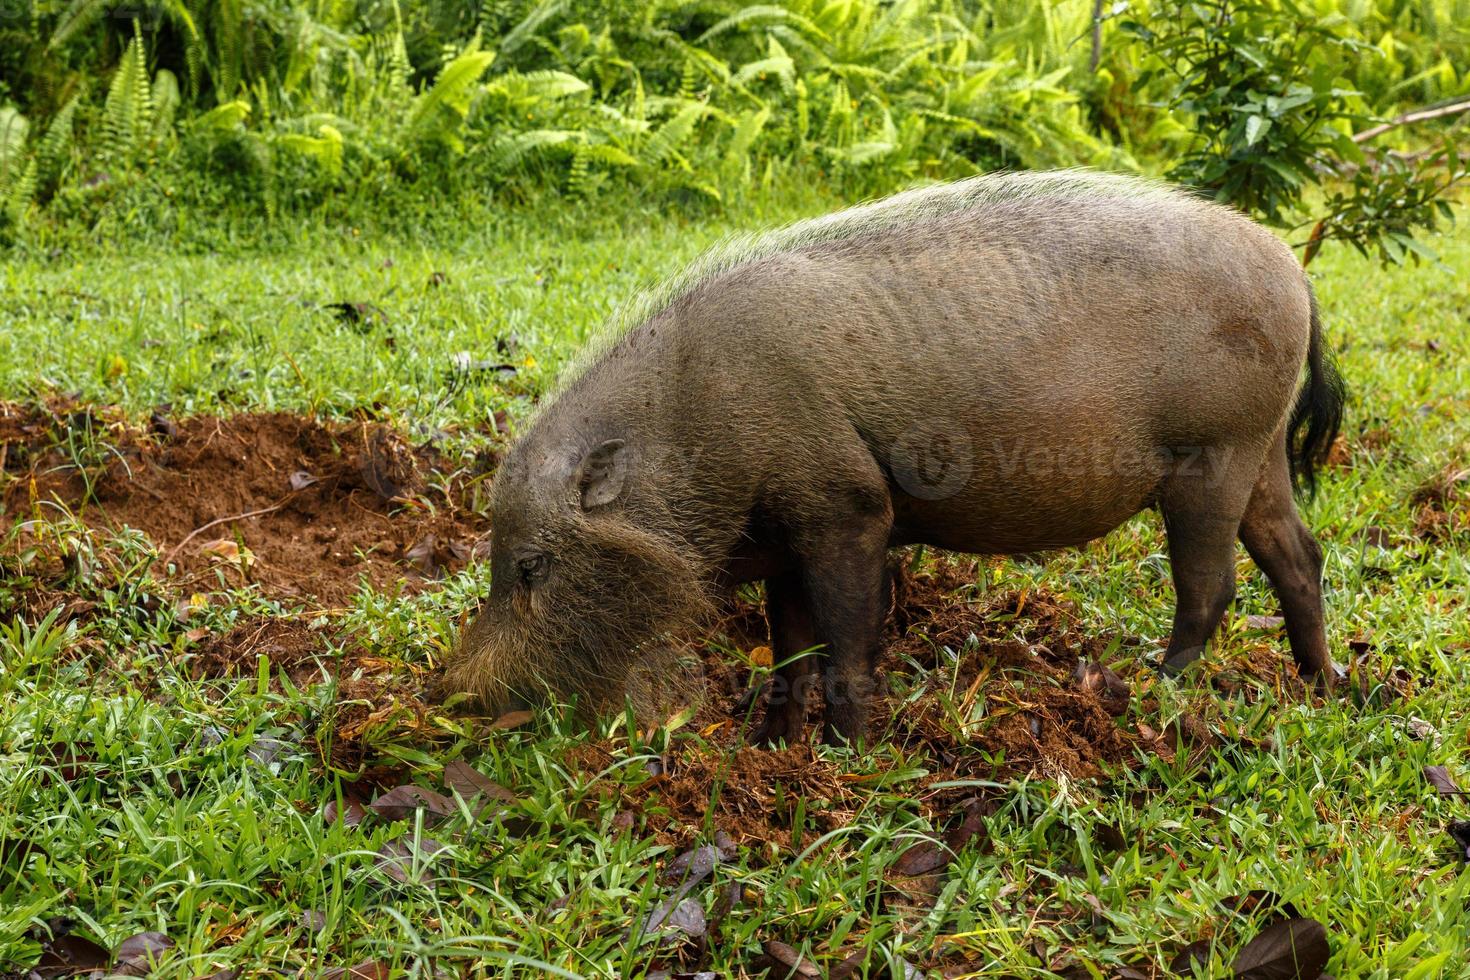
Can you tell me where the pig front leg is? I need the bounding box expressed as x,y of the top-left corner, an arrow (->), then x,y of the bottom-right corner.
789,481 -> 894,745
751,573 -> 820,746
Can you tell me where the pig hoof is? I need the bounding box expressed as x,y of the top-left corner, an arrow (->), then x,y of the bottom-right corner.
1156,658 -> 1189,679
1307,664 -> 1340,698
1158,649 -> 1205,678
749,712 -> 799,747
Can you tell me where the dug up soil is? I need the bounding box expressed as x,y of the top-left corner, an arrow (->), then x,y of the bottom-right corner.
2,401 -> 1307,850
1,400 -> 493,608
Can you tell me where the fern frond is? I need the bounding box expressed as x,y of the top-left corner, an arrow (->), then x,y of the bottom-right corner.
724,106 -> 770,170
485,70 -> 589,104
794,77 -> 809,143
567,140 -> 590,196
580,143 -> 639,168
678,58 -> 698,100
188,100 -> 252,133
499,0 -> 569,56
697,5 -> 828,44
3,159 -> 38,225
0,106 -> 27,179
274,124 -> 343,176
37,97 -> 80,186
216,0 -> 244,100
103,30 -> 152,162
733,55 -> 796,90
153,69 -> 181,139
409,49 -> 497,151
483,128 -> 576,170
642,102 -> 708,167
48,0 -> 111,49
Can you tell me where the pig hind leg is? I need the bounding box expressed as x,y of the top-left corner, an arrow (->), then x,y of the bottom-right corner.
1158,445 -> 1262,674
751,573 -> 821,745
1237,437 -> 1333,685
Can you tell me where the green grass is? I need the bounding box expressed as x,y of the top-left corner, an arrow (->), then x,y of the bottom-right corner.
1,191 -> 1469,979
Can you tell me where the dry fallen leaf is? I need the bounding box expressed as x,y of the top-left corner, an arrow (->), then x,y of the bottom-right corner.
661,841 -> 730,885
490,710 -> 534,731
370,785 -> 456,824
442,760 -> 516,805
1231,917 -> 1331,979
200,538 -> 254,572
404,534 -> 441,577
759,940 -> 821,978
375,834 -> 447,885
359,429 -> 413,501
1073,659 -> 1131,713
322,798 -> 368,828
1423,765 -> 1465,795
174,593 -> 209,623
894,798 -> 989,877
1222,890 -> 1303,925
32,933 -> 110,978
113,931 -> 174,976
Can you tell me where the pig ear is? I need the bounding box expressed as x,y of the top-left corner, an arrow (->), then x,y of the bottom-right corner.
574,439 -> 628,510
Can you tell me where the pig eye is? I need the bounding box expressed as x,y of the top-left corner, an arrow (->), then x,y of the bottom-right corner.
517,553 -> 551,586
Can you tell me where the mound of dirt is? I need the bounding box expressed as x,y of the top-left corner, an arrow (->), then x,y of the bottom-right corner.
884,582 -> 1140,781
602,567 -> 1155,849
2,402 -> 493,607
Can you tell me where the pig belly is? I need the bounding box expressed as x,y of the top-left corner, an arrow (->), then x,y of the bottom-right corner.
886,424 -> 1166,553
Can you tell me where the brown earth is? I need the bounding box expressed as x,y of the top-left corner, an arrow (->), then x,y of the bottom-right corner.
619,571 -> 1160,849
2,400 -> 494,608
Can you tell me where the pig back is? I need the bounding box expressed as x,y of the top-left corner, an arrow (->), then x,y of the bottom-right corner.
674,192 -> 1311,552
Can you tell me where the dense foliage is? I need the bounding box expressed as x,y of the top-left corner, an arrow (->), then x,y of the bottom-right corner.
0,0 -> 1467,256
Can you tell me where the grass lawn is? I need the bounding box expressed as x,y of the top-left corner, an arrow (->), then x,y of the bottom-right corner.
1,190 -> 1468,979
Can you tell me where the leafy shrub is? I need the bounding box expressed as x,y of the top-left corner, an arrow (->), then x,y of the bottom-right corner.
1125,0 -> 1467,264
0,0 -> 1464,257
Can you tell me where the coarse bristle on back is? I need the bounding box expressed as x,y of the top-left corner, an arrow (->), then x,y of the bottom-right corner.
553,169 -> 1200,392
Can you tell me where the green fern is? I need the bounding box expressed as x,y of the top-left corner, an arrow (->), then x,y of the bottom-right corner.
642,101 -> 707,167
5,158 -> 37,221
698,5 -> 828,45
385,0 -> 413,94
678,58 -> 698,100
409,47 -> 497,152
724,106 -> 771,179
484,70 -> 590,106
733,44 -> 797,93
0,107 -> 27,174
566,139 -> 591,196
499,0 -> 570,56
1,106 -> 30,214
36,96 -> 80,188
214,0 -> 244,100
103,30 -> 153,162
485,128 -> 576,170
188,100 -> 252,133
0,106 -> 36,229
48,0 -> 111,49
275,124 -> 344,176
153,69 -> 182,140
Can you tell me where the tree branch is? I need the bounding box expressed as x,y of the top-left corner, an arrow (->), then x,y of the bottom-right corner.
1089,0 -> 1105,73
1354,96 -> 1470,143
